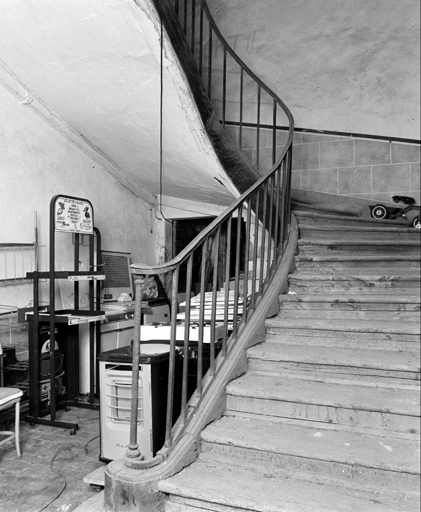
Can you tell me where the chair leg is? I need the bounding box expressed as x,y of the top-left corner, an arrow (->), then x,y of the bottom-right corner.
15,400 -> 21,459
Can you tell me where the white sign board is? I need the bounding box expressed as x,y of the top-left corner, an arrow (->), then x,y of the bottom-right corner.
54,196 -> 94,234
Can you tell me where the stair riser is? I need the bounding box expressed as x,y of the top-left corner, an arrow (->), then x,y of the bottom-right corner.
278,310 -> 419,321
166,498 -> 248,512
280,302 -> 421,312
200,441 -> 420,486
294,214 -> 408,229
248,359 -> 420,380
265,328 -> 419,342
264,335 -> 419,352
294,261 -> 421,272
289,280 -> 420,293
299,227 -> 421,241
226,396 -> 420,434
298,244 -> 421,255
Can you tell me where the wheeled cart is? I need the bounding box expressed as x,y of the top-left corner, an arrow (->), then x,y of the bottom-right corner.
98,344 -> 173,462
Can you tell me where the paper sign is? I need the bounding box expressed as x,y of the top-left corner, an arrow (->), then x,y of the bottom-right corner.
54,196 -> 94,234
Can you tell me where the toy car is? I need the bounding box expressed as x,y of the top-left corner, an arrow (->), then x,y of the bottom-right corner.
369,196 -> 420,229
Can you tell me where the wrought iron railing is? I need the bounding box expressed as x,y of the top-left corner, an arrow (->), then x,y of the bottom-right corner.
123,0 -> 294,469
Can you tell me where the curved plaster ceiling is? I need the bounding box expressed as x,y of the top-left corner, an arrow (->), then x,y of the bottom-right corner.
0,0 -> 237,209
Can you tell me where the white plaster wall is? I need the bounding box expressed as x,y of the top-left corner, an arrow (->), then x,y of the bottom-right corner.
208,0 -> 420,140
0,85 -> 164,308
0,0 -> 238,207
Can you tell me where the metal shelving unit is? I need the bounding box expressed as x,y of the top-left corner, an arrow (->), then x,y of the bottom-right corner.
25,195 -> 105,433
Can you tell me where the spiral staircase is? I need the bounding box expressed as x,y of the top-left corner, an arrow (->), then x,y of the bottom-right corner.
160,210 -> 420,512
72,1 -> 419,511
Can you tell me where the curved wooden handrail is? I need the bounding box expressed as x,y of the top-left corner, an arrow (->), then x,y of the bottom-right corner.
125,0 -> 294,468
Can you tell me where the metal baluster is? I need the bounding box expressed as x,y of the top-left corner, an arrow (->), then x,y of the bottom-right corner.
210,228 -> 220,375
191,0 -> 196,54
208,24 -> 213,100
222,217 -> 232,356
272,100 -> 277,165
251,190 -> 260,309
199,1 -> 204,75
196,244 -> 207,397
232,205 -> 243,338
256,84 -> 261,169
243,199 -> 252,323
164,268 -> 179,448
239,68 -> 244,151
273,168 -> 280,257
181,255 -> 193,424
259,182 -> 268,290
124,277 -> 144,466
266,175 -> 274,279
222,47 -> 227,129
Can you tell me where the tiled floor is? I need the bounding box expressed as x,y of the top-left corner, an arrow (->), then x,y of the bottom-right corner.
0,405 -> 105,512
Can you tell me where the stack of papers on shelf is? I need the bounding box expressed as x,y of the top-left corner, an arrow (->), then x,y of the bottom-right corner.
177,290 -> 245,322
101,301 -> 148,315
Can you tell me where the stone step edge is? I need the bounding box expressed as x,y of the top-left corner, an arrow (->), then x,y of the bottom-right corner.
298,223 -> 418,234
200,415 -> 420,475
295,254 -> 421,262
225,374 -> 421,416
298,238 -> 421,246
289,273 -> 420,280
160,453 -> 419,512
294,210 -> 409,226
280,293 -> 421,303
245,368 -> 421,390
265,317 -> 420,334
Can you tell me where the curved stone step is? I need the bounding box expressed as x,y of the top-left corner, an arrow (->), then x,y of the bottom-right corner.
247,340 -> 420,373
265,316 -> 420,336
288,273 -> 420,293
161,451 -> 420,512
299,223 -> 421,241
294,254 -> 421,272
226,372 -> 420,432
279,293 -> 421,311
294,210 -> 410,229
279,309 -> 419,322
200,415 -> 420,476
298,238 -> 421,255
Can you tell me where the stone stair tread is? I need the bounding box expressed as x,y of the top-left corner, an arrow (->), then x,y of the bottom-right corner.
289,272 -> 420,280
298,223 -> 419,235
298,239 -> 420,246
200,415 -> 420,474
160,453 -> 419,512
226,373 -> 420,416
263,334 -> 417,351
265,316 -> 420,334
247,342 -> 420,371
280,293 -> 421,304
246,369 -> 420,390
295,254 -> 421,262
294,210 -> 409,226
289,288 -> 420,295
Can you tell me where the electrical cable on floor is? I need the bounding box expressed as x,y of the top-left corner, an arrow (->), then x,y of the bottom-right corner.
84,434 -> 100,454
36,443 -> 80,512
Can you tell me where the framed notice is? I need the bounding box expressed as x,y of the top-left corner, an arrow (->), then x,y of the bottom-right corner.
53,196 -> 94,234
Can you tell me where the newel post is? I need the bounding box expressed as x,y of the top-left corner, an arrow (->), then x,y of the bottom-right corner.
123,275 -> 145,467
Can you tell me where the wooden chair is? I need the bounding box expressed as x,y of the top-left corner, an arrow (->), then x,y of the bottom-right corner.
0,343 -> 23,458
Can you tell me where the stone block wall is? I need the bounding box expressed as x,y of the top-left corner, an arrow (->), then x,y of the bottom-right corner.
225,125 -> 420,204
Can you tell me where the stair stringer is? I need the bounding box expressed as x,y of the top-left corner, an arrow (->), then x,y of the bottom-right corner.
151,0 -> 262,196
103,216 -> 299,512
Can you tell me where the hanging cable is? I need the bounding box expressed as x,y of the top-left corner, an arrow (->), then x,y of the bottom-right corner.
158,15 -> 172,226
